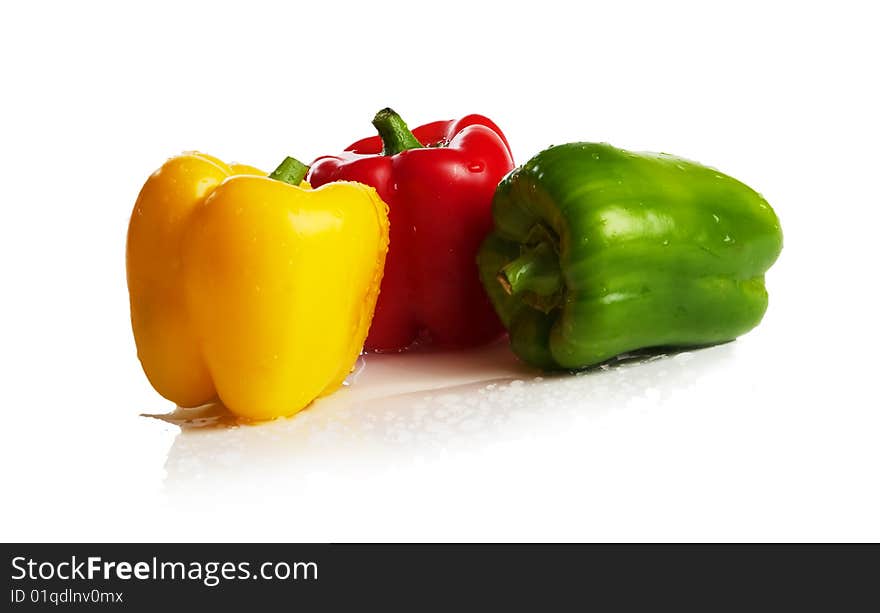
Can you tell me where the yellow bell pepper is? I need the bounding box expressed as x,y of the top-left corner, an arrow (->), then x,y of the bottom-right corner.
127,152 -> 389,420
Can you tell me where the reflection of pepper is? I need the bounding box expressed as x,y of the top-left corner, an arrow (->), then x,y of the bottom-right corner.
127,153 -> 389,420
308,108 -> 515,350
478,143 -> 783,370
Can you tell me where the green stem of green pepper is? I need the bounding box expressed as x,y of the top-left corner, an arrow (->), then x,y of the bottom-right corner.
372,107 -> 423,155
499,242 -> 563,298
269,156 -> 310,185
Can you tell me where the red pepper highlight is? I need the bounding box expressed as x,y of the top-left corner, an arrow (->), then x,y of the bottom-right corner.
308,108 -> 515,351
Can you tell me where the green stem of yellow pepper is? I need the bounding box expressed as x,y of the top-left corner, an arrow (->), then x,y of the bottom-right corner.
269,156 -> 310,185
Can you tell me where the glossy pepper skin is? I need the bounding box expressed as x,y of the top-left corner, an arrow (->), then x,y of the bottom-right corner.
477,143 -> 783,370
127,153 -> 389,420
308,109 -> 515,350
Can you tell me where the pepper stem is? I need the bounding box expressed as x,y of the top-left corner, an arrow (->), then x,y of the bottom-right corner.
499,242 -> 563,298
269,156 -> 309,185
372,107 -> 423,156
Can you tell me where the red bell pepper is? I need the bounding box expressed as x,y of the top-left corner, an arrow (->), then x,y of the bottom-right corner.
308,108 -> 515,351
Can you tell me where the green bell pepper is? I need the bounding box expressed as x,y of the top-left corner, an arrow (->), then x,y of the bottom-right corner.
477,142 -> 783,370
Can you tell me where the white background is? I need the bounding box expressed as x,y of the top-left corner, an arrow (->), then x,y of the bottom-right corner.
1,0 -> 877,541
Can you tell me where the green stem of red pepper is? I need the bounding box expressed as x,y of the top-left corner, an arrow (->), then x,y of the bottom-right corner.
269,156 -> 310,185
372,108 -> 423,155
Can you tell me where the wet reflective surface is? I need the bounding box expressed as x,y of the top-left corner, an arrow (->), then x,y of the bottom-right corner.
158,342 -> 747,532
5,316 -> 880,542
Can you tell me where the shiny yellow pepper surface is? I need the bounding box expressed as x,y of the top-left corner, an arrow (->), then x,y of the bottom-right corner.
127,153 -> 390,420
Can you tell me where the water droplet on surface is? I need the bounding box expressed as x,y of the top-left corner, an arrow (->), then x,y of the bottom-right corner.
662,239 -> 670,246
467,162 -> 484,172
592,152 -> 600,160
712,214 -> 720,223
